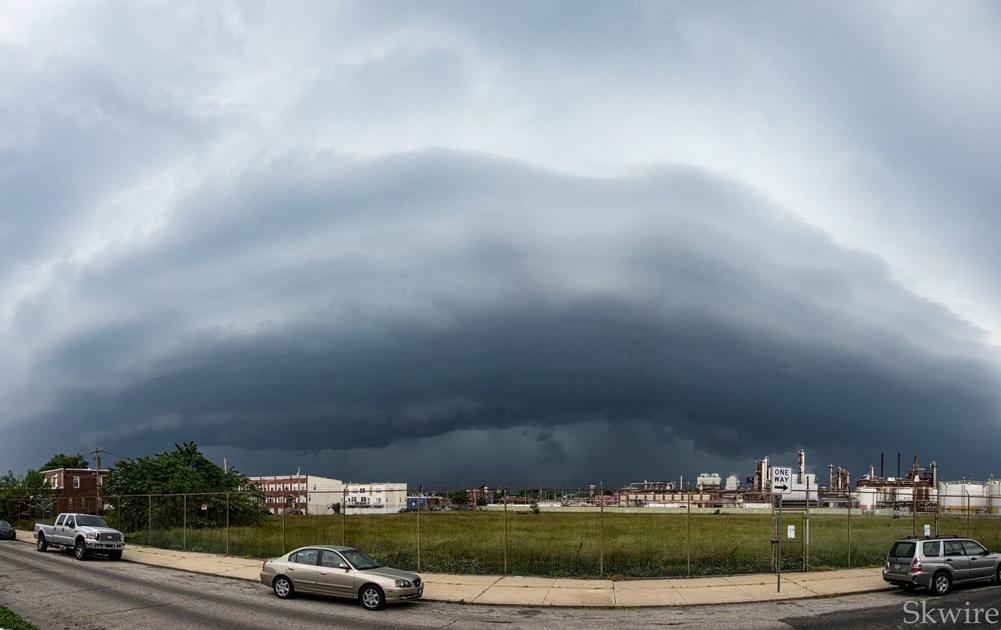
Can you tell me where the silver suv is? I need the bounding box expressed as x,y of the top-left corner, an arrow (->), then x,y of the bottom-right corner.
883,536 -> 1001,595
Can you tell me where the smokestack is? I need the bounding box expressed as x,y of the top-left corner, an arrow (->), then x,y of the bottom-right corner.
931,461 -> 938,486
798,449 -> 806,478
897,452 -> 901,479
880,452 -> 884,479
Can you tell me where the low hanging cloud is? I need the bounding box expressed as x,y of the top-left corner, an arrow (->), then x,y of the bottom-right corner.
3,150 -> 999,480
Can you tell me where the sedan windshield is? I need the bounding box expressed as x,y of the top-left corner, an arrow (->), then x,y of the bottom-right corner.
341,550 -> 380,570
0,521 -> 10,528
75,516 -> 110,528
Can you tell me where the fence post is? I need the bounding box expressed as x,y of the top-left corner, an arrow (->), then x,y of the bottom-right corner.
282,501 -> 287,552
846,490 -> 852,568
771,492 -> 776,572
183,494 -> 187,550
599,481 -> 605,577
225,492 -> 230,556
686,490 -> 692,578
928,490 -> 936,536
502,488 -> 509,575
804,476 -> 810,572
912,489 -> 917,538
147,494 -> 152,544
341,485 -> 347,545
416,485 -> 422,572
966,490 -> 971,537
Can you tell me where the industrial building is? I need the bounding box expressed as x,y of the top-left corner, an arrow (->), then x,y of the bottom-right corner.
855,454 -> 938,513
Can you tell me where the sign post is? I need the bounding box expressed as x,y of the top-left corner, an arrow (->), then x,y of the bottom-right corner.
771,466 -> 792,593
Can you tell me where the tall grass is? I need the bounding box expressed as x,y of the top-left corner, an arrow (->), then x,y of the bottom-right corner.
119,509 -> 1001,578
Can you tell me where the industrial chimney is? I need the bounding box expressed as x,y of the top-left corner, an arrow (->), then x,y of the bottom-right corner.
798,449 -> 806,478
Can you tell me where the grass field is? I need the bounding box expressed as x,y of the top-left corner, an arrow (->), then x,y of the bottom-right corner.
118,509 -> 1001,578
0,605 -> 36,630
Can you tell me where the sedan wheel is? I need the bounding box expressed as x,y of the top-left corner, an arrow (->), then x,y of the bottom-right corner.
360,585 -> 385,611
933,572 -> 951,596
273,576 -> 294,599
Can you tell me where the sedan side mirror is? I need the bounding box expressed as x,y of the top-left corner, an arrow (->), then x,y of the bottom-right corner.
339,562 -> 350,570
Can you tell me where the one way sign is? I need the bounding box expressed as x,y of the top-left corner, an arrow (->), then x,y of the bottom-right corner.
771,466 -> 792,494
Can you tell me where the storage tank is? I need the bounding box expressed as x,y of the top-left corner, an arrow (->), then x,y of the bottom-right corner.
859,487 -> 877,514
725,475 -> 739,491
940,482 -> 986,513
987,481 -> 1001,515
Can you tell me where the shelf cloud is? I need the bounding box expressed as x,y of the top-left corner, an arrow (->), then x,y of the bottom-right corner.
1,2 -> 999,480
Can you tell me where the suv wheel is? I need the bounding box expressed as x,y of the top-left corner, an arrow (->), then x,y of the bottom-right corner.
932,571 -> 951,596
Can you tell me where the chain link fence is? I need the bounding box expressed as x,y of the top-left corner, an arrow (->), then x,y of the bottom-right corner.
4,487 -> 1001,578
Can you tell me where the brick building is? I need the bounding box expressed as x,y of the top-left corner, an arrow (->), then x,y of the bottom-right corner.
42,467 -> 109,514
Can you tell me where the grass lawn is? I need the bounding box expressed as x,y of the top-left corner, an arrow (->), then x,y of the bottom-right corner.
119,509 -> 1001,578
0,605 -> 36,630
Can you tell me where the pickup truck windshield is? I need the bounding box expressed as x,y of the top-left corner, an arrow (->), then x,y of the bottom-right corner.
75,515 -> 110,528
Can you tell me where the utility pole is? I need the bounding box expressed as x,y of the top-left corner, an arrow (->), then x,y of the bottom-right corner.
91,448 -> 104,514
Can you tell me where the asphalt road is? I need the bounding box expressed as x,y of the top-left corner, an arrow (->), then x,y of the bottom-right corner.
2,540 -> 1000,629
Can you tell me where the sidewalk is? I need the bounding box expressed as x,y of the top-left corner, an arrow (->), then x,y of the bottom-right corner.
13,529 -> 889,607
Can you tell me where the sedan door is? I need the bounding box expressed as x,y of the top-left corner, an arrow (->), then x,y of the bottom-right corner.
286,549 -> 322,592
317,550 -> 357,598
962,541 -> 995,580
943,540 -> 971,581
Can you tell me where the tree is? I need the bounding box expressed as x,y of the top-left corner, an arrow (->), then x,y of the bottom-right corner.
0,469 -> 51,524
104,442 -> 264,532
40,453 -> 89,471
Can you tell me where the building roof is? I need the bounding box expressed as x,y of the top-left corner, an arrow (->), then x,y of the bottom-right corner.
41,468 -> 109,474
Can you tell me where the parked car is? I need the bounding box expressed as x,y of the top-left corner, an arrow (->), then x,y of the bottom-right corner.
883,536 -> 1001,595
34,513 -> 125,560
260,546 -> 423,610
0,520 -> 15,540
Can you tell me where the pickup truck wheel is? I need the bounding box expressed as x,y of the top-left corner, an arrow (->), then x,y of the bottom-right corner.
74,538 -> 89,560
36,533 -> 48,552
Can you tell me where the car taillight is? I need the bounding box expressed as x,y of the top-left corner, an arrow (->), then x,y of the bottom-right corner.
910,558 -> 921,573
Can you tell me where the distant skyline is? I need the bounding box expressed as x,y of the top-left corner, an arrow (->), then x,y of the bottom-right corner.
2,2 -> 1000,482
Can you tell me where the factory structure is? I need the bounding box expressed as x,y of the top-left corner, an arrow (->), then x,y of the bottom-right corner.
614,449 -> 1001,514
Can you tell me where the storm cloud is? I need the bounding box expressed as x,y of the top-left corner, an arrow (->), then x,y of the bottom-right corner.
1,2 -> 999,482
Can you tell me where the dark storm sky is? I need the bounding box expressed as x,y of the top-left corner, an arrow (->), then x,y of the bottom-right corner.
1,2 -> 1000,483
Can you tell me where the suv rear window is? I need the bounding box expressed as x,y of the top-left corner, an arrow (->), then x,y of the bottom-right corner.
890,541 -> 916,558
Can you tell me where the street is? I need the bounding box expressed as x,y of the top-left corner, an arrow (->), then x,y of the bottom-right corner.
1,541 -> 999,629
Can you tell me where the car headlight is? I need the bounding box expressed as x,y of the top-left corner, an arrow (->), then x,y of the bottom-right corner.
395,579 -> 413,588
85,531 -> 97,539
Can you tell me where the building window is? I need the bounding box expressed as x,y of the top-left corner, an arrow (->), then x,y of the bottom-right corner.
73,476 -> 80,489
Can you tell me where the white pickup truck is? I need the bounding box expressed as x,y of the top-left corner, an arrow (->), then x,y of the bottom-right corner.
34,513 -> 125,560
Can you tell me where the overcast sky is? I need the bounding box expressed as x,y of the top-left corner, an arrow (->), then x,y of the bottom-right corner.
1,1 -> 1000,484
